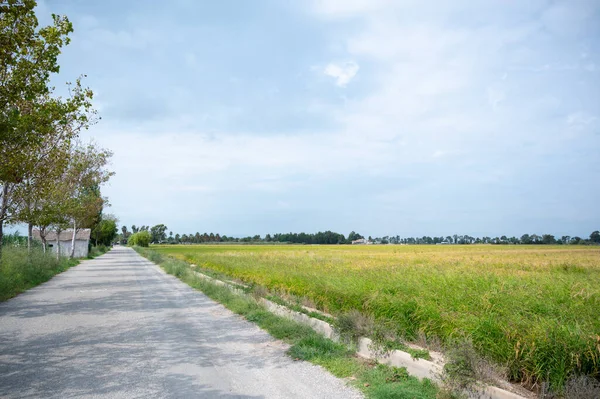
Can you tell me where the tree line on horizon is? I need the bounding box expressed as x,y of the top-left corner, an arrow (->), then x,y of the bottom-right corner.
118,224 -> 600,246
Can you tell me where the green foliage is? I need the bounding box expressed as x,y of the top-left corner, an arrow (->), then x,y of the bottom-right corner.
128,231 -> 150,247
91,216 -> 118,246
1,231 -> 26,246
0,0 -> 107,264
0,244 -> 78,301
150,224 -> 168,243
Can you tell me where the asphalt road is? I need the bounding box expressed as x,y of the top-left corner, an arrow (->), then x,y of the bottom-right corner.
0,247 -> 362,399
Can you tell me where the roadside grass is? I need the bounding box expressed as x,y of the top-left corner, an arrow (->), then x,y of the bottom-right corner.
153,244 -> 600,392
88,244 -> 109,259
134,246 -> 441,399
0,245 -> 79,301
0,243 -> 109,302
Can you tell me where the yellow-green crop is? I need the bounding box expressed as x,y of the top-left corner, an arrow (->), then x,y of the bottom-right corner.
154,244 -> 600,390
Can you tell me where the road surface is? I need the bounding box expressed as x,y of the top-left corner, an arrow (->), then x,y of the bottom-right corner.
0,247 -> 362,399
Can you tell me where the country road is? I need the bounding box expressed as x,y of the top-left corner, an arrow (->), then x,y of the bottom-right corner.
0,247 -> 362,399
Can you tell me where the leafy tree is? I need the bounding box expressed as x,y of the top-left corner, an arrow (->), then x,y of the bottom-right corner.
590,231 -> 600,244
91,214 -> 118,246
62,142 -> 113,258
541,234 -> 556,245
347,231 -> 363,243
0,1 -> 94,259
150,224 -> 168,243
121,225 -> 130,244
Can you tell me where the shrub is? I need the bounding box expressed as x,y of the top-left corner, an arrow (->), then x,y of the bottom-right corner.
128,231 -> 151,247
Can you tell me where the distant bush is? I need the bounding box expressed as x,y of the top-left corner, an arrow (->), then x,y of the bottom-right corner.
128,231 -> 151,247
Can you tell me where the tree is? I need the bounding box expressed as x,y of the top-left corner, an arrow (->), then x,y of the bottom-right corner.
0,1 -> 94,259
150,224 -> 168,243
91,214 -> 118,246
347,231 -> 363,243
590,231 -> 600,244
541,234 -> 556,245
63,142 -> 113,258
121,225 -> 130,244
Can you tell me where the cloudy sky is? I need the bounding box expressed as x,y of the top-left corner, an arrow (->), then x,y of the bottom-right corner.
38,0 -> 599,238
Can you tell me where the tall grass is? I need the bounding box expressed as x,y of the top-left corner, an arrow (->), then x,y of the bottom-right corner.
153,244 -> 600,391
0,244 -> 79,301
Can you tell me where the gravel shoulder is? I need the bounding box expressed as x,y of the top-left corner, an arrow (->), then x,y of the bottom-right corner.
0,246 -> 362,399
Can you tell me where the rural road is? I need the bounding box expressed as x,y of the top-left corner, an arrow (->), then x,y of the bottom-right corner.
0,247 -> 362,399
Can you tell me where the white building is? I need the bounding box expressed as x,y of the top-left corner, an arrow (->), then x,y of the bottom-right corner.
32,229 -> 91,258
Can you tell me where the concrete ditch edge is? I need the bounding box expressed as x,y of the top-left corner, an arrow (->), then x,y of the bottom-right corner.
189,268 -> 527,399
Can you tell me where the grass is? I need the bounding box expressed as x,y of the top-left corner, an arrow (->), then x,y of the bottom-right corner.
0,245 -> 79,301
0,242 -> 110,302
152,244 -> 600,392
135,246 -> 440,399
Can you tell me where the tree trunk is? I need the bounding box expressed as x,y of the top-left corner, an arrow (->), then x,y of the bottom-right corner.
40,226 -> 47,253
27,222 -> 33,252
55,228 -> 61,260
0,184 -> 9,261
70,221 -> 77,259
0,218 -> 3,261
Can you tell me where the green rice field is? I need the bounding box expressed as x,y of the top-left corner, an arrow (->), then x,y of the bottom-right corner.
152,244 -> 600,389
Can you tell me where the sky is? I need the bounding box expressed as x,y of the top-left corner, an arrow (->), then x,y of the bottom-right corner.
34,0 -> 600,238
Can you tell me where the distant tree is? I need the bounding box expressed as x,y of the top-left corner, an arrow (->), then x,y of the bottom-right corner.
541,234 -> 556,245
91,214 -> 118,246
121,226 -> 130,244
347,231 -> 364,243
590,231 -> 600,244
150,224 -> 168,243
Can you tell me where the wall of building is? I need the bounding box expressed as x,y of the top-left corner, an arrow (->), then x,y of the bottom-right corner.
47,240 -> 89,258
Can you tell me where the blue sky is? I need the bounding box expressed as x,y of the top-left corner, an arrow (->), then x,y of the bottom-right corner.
36,0 -> 599,238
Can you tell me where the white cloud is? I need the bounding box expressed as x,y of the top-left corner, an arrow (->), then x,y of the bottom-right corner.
323,61 -> 359,87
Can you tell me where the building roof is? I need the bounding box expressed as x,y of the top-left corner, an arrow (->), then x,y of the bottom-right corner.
32,228 -> 91,242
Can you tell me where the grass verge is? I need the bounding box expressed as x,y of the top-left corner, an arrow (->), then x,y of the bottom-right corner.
0,245 -> 79,301
134,246 -> 441,399
0,244 -> 110,302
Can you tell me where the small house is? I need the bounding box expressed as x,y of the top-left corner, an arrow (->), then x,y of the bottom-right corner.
32,229 -> 91,258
